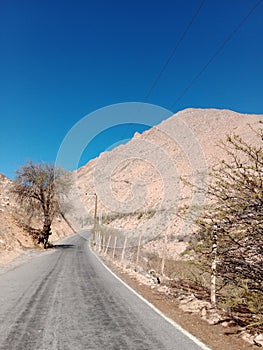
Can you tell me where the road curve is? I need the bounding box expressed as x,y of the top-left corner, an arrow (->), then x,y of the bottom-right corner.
0,234 -> 208,350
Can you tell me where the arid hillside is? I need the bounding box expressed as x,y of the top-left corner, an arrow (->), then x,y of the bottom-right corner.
72,108 -> 262,256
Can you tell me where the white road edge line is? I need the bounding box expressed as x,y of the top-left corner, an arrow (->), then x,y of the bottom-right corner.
89,243 -> 211,350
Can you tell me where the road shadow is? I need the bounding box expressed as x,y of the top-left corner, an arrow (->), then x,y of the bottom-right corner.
53,244 -> 75,249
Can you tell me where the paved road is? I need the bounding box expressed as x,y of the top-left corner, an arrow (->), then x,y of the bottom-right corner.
0,234 -> 208,350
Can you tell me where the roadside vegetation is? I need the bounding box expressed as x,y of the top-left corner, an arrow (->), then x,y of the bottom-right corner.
188,126 -> 263,332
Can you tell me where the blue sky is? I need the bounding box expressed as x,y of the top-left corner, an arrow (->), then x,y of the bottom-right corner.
0,0 -> 263,178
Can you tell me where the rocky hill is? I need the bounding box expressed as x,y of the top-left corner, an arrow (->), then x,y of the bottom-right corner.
72,108 -> 262,257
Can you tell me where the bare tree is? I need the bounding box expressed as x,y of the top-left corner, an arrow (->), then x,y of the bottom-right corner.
12,161 -> 71,248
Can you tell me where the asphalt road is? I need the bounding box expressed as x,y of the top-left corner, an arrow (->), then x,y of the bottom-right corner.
0,234 -> 209,350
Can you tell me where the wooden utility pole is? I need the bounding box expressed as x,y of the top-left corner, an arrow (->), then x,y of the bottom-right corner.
86,192 -> 98,246
93,193 -> 98,244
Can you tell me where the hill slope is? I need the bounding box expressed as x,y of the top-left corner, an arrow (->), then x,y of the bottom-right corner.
72,108 -> 262,255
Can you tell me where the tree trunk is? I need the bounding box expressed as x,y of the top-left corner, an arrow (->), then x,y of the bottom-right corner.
42,215 -> 52,249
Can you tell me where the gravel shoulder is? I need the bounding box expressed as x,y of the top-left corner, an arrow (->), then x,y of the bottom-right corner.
100,256 -> 258,350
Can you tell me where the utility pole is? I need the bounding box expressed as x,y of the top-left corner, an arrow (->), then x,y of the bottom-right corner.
86,192 -> 98,245
93,193 -> 98,245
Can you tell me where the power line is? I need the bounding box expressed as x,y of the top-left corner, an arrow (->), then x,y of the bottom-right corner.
170,0 -> 263,110
144,0 -> 206,102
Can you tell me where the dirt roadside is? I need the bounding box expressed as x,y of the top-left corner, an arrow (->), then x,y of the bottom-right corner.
102,258 -> 259,350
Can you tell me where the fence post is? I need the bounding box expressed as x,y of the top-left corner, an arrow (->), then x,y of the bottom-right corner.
112,236 -> 117,260
95,232 -> 99,251
161,230 -> 167,276
97,232 -> 101,252
135,234 -> 142,270
121,236 -> 127,263
104,235 -> 111,256
101,234 -> 105,254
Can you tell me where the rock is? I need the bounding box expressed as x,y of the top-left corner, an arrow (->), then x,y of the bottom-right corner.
221,320 -> 236,328
241,332 -> 255,345
157,285 -> 170,295
254,334 -> 263,347
201,306 -> 207,318
205,311 -> 221,325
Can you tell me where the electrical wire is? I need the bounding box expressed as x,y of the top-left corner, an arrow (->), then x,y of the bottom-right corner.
143,0 -> 206,102
170,0 -> 263,110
